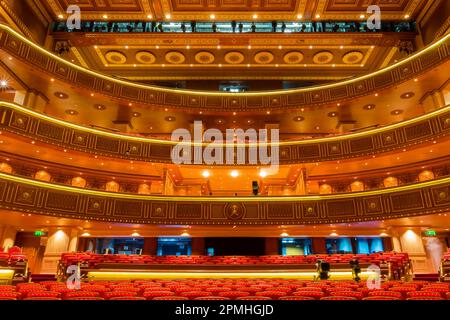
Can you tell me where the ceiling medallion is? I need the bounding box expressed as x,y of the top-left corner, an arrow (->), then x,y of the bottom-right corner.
165,51 -> 186,64
342,51 -> 364,64
363,104 -> 376,110
400,92 -> 415,99
313,51 -> 334,64
328,112 -> 338,118
135,51 -> 156,64
54,92 -> 69,99
94,104 -> 106,111
65,109 -> 78,116
224,51 -> 245,64
390,109 -> 404,115
105,51 -> 127,64
283,51 -> 304,64
254,51 -> 274,64
195,51 -> 215,64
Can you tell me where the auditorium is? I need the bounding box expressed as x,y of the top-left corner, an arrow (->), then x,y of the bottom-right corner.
0,0 -> 450,305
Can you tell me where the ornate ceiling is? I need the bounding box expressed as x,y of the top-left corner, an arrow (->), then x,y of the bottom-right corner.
41,0 -> 427,20
55,32 -> 414,81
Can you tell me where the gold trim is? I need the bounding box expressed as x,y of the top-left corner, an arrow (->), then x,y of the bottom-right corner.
1,172 -> 449,203
1,100 -> 449,147
0,23 -> 448,96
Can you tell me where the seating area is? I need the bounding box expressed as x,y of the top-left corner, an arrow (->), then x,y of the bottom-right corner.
60,252 -> 408,268
0,279 -> 448,300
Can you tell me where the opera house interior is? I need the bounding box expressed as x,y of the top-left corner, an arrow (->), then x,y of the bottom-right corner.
0,0 -> 450,306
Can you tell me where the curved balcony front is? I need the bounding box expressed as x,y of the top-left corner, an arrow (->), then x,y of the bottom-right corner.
1,101 -> 450,165
0,24 -> 449,111
0,172 -> 449,225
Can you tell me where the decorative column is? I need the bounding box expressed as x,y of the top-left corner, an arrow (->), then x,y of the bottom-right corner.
191,238 -> 206,256
264,238 -> 279,255
311,238 -> 327,254
41,228 -> 79,274
143,238 -> 158,255
0,226 -> 17,252
421,89 -> 446,113
392,227 -> 432,274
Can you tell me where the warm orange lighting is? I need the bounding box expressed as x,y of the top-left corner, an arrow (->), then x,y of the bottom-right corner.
138,183 -> 151,195
230,170 -> 239,178
319,184 -> 332,195
34,170 -> 51,182
81,232 -> 91,237
383,176 -> 398,188
102,14 -> 108,19
280,232 -> 289,237
418,170 -> 434,181
165,14 -> 171,20
201,170 -> 210,178
0,163 -> 12,174
105,181 -> 120,192
131,232 -> 141,237
350,180 -> 364,192
72,176 -> 87,188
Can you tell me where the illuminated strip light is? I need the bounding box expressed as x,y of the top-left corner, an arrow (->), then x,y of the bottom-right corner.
1,172 -> 449,202
1,100 -> 449,147
88,271 -> 377,280
0,23 -> 448,97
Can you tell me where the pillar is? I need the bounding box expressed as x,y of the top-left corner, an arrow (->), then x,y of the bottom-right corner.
264,238 -> 279,255
382,237 -> 393,252
191,238 -> 205,256
393,228 -> 431,274
422,89 -> 446,113
112,105 -> 133,133
41,228 -> 79,274
311,238 -> 327,254
0,226 -> 17,252
143,238 -> 158,255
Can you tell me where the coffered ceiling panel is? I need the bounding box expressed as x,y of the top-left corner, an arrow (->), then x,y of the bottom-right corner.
41,0 -> 428,20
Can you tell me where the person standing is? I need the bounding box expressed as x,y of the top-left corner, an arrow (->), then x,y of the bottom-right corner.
191,20 -> 196,32
231,20 -> 237,33
251,22 -> 256,33
281,22 -> 286,33
272,20 -> 277,32
212,22 -> 217,33
181,23 -> 186,33
238,22 -> 243,33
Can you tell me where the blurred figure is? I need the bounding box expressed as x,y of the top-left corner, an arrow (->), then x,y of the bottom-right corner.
181,23 -> 186,33
191,20 -> 196,32
272,20 -> 277,32
231,20 -> 237,33
212,22 -> 217,33
238,22 -> 243,33
281,22 -> 286,33
251,22 -> 256,32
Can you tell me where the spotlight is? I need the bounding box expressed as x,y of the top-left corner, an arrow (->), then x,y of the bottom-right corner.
0,80 -> 8,87
202,170 -> 210,178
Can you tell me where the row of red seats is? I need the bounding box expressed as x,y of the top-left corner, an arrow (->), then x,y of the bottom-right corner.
60,252 -> 408,266
0,250 -> 27,266
1,279 -> 447,300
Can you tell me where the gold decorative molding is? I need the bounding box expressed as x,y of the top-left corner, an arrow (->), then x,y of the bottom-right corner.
1,101 -> 450,165
1,23 -> 447,111
0,172 -> 449,225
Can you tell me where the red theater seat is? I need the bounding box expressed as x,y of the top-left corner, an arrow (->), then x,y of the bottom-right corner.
110,297 -> 146,300
64,291 -> 100,299
153,296 -> 189,300
103,291 -> 138,299
321,296 -> 357,300
218,291 -> 252,299
367,291 -> 402,299
363,296 -> 401,300
279,296 -> 315,300
236,296 -> 272,300
293,291 -> 325,299
195,296 -> 230,300
179,291 -> 213,299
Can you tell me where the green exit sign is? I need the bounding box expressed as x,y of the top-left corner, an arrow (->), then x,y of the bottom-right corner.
34,230 -> 44,237
424,230 -> 437,236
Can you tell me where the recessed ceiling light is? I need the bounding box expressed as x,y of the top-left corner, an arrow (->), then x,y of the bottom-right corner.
404,14 -> 410,19
293,116 -> 305,122
363,104 -> 375,110
94,104 -> 106,110
202,170 -> 210,178
147,14 -> 153,19
0,80 -> 8,87
181,232 -> 191,237
280,232 -> 289,237
259,170 -> 267,178
102,14 -> 108,19
330,232 -> 338,237
58,14 -> 64,19
253,14 -> 258,19
230,170 -> 239,178
81,232 -> 91,237
132,112 -> 141,117
390,109 -> 403,115
131,232 -> 141,237
210,14 -> 216,19
297,14 -> 303,19
315,14 -> 320,19
165,14 -> 171,19
65,109 -> 78,116
328,112 -> 338,117
359,14 -> 365,19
